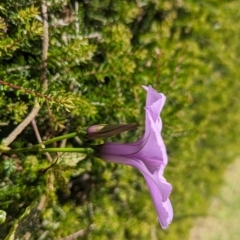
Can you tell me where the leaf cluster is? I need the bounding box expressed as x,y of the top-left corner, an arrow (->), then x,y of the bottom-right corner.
0,0 -> 240,239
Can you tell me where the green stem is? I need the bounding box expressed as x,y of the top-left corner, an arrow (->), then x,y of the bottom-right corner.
41,132 -> 79,146
1,131 -> 89,154
6,147 -> 94,154
39,148 -> 94,154
25,131 -> 86,148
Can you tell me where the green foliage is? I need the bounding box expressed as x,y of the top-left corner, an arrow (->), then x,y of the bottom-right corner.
0,0 -> 240,239
0,5 -> 42,58
0,210 -> 6,224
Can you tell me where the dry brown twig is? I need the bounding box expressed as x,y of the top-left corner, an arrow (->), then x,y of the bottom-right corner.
59,224 -> 95,240
3,103 -> 41,147
40,1 -> 57,136
31,119 -> 53,162
40,1 -> 49,89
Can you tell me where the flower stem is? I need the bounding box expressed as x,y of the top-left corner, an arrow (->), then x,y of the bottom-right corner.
41,132 -> 79,146
28,131 -> 85,148
5,147 -> 94,154
0,131 -> 89,154
39,147 -> 94,154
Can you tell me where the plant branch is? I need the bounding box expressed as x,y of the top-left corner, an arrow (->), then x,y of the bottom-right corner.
6,65 -> 32,72
37,194 -> 47,211
59,224 -> 95,240
31,119 -> 43,143
37,132 -> 79,146
5,147 -> 93,154
39,147 -> 93,154
40,1 -> 49,89
2,103 -> 40,146
31,119 -> 53,162
0,80 -> 63,104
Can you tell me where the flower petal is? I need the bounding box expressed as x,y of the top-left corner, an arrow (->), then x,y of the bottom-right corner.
144,173 -> 173,229
142,85 -> 166,113
97,136 -> 148,156
138,109 -> 168,172
99,154 -> 172,201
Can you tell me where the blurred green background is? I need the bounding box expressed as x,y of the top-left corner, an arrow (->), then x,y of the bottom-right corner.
0,0 -> 240,239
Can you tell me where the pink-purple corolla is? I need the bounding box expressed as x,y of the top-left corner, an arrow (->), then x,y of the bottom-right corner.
96,86 -> 173,229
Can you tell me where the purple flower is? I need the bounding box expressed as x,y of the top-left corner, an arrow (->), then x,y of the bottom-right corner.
96,86 -> 173,229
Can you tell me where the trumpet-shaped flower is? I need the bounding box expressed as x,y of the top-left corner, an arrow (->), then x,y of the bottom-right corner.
96,86 -> 173,229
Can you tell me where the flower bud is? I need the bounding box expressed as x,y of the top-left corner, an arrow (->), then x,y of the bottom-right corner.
86,124 -> 137,139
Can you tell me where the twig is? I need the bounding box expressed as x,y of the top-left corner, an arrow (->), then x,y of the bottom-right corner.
3,103 -> 40,146
60,138 -> 67,148
31,119 -> 42,143
6,65 -> 32,72
37,230 -> 49,240
60,121 -> 71,147
74,1 -> 79,35
59,224 -> 95,240
155,48 -> 162,88
23,232 -> 31,240
37,194 -> 47,211
40,2 -> 57,137
31,119 -> 53,162
40,1 -> 49,89
0,80 -> 63,104
0,122 -> 9,126
45,100 -> 56,137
